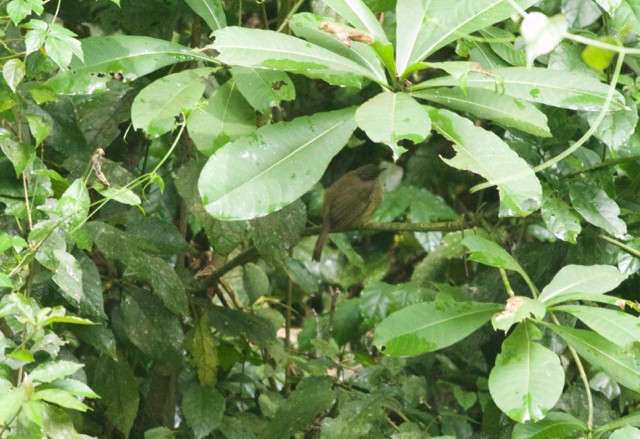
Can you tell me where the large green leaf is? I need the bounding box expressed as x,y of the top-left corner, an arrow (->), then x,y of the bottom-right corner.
374,301 -> 502,356
131,67 -> 213,137
94,356 -> 140,438
541,195 -> 582,244
396,0 -> 539,76
569,181 -> 627,238
86,222 -> 188,315
187,79 -> 257,156
512,412 -> 587,439
396,0 -> 430,77
555,305 -> 640,348
262,377 -> 336,439
462,235 -> 526,273
545,323 -> 640,391
231,66 -> 295,114
415,67 -> 625,111
48,36 -> 207,94
117,288 -> 184,363
185,0 -> 226,32
489,322 -> 564,422
413,87 -> 551,137
429,107 -> 542,216
289,13 -> 386,84
539,264 -> 626,305
198,107 -> 357,220
182,385 -> 225,438
586,96 -> 638,151
355,92 -> 431,160
213,27 -> 378,87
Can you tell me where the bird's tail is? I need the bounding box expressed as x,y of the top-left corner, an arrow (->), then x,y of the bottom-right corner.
312,227 -> 329,261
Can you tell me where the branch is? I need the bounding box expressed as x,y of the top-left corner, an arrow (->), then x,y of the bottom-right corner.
202,216 -> 481,285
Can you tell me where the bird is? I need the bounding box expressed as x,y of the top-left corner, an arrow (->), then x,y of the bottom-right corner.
312,164 -> 383,261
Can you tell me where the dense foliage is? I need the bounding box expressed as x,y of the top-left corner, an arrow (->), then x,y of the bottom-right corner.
3,0 -> 640,437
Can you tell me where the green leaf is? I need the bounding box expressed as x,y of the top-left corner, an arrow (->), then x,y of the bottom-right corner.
25,114 -> 52,147
263,377 -> 336,439
429,108 -> 542,216
118,288 -> 184,363
185,0 -> 227,32
44,23 -> 83,70
413,87 -> 551,137
51,250 -> 83,306
359,281 -> 435,325
56,179 -> 90,231
594,411 -> 640,436
512,412 -> 587,439
187,79 -> 257,155
489,322 -> 564,422
73,325 -> 117,359
539,264 -> 626,305
0,137 -> 36,176
374,301 -> 502,356
87,222 -> 188,315
568,182 -> 627,238
29,360 -> 83,383
94,356 -> 140,438
182,385 -> 225,438
416,67 -> 626,111
479,27 -> 526,67
126,216 -> 193,257
42,379 -> 98,398
396,0 -> 539,76
34,389 -> 90,411
0,386 -> 26,426
0,273 -> 12,288
92,183 -> 141,206
462,235 -> 526,273
320,393 -> 394,437
131,67 -> 213,137
594,0 -> 623,15
48,35 -> 204,94
24,19 -> 48,55
7,0 -> 36,24
289,13 -> 386,84
395,0 -> 430,77
521,13 -> 568,65
199,107 -> 357,220
544,323 -> 640,391
554,305 -> 640,348
213,27 -> 379,87
610,426 -> 640,439
3,59 -> 25,92
190,316 -> 218,385
7,349 -> 35,363
243,263 -> 270,304
586,95 -> 638,151
231,66 -> 295,114
205,305 -> 277,346
75,251 -> 107,320
355,92 -> 431,160
541,195 -> 582,243
612,1 -> 640,35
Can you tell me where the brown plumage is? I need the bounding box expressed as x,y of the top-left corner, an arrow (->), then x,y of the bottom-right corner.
312,164 -> 383,261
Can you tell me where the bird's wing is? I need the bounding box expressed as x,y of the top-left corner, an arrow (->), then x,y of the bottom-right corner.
326,184 -> 375,230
